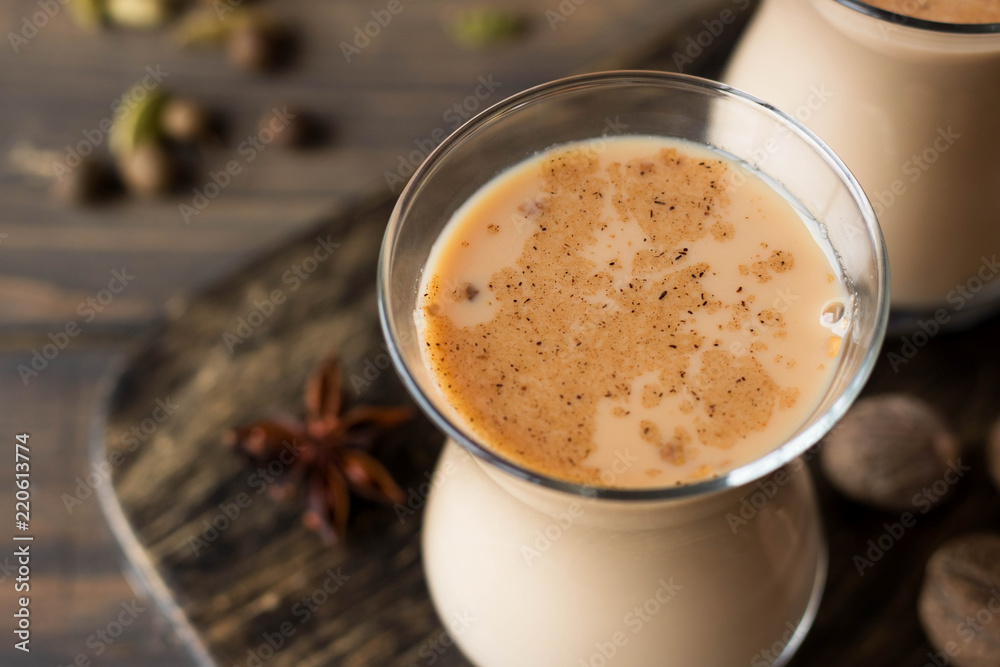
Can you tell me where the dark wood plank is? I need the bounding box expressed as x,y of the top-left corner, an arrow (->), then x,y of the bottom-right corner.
0,348 -> 194,665
789,326 -> 1000,667
99,196 -> 455,666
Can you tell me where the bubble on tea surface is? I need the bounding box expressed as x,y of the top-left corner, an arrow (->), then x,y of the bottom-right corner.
821,300 -> 846,326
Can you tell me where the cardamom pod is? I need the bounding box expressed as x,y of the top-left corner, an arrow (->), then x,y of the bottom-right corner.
446,8 -> 526,49
106,0 -> 174,28
173,7 -> 269,47
68,0 -> 107,29
109,89 -> 168,159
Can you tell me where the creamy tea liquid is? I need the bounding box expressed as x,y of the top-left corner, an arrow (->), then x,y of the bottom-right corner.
864,0 -> 1000,23
417,137 -> 847,489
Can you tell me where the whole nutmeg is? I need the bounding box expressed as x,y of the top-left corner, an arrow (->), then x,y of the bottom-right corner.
988,418 -> 1000,492
919,533 -> 1000,667
820,395 -> 961,511
161,98 -> 211,143
119,143 -> 176,198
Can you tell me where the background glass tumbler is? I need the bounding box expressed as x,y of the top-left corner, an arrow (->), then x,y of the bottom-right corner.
725,0 -> 1000,331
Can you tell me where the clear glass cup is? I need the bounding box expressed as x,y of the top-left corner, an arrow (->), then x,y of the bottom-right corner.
724,0 -> 1000,333
379,71 -> 888,667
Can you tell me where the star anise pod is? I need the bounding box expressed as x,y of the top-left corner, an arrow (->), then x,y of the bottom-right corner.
224,354 -> 413,543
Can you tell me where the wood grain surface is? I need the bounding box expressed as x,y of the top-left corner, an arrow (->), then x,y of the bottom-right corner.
0,0 -> 711,332
0,348 -> 194,666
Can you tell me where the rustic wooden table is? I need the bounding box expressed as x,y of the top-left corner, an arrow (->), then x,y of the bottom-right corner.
0,0 -> 727,664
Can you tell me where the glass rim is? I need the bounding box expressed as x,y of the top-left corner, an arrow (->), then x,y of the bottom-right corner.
378,70 -> 889,502
834,0 -> 1000,34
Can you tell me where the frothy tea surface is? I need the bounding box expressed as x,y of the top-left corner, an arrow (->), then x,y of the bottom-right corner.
864,0 -> 1000,23
417,137 -> 847,488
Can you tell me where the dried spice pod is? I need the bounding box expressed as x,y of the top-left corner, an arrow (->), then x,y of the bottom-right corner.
919,533 -> 1000,667
51,156 -> 115,205
173,7 -> 236,46
109,90 -> 168,159
820,394 -> 961,511
174,6 -> 264,46
256,106 -> 315,148
106,0 -> 175,28
161,97 -> 212,143
225,354 -> 413,543
68,0 -> 107,29
988,417 -> 1000,492
119,143 -> 177,197
227,19 -> 294,72
446,7 -> 526,48
174,7 -> 295,72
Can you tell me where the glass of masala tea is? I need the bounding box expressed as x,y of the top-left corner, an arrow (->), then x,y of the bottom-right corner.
725,0 -> 1000,333
378,71 -> 888,667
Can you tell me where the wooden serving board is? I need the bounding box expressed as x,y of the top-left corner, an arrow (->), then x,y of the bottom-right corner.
96,196 -> 449,667
94,7 -> 1000,667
